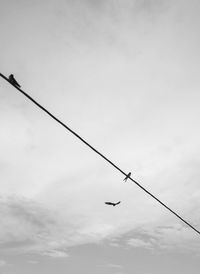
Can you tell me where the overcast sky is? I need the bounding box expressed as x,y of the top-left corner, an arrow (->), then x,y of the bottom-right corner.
1,0 -> 200,273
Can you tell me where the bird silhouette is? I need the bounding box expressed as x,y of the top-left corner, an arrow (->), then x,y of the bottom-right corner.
123,172 -> 131,182
8,74 -> 21,88
105,201 -> 121,206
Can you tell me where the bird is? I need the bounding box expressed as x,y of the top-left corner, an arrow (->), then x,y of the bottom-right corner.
123,172 -> 131,182
105,201 -> 121,206
8,74 -> 21,88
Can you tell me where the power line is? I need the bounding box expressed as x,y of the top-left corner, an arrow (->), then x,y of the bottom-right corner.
1,72 -> 200,237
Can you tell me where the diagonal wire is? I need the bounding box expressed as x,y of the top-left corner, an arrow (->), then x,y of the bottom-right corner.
1,72 -> 200,236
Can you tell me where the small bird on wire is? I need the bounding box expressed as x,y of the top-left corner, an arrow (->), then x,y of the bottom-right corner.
123,172 -> 131,182
8,74 -> 21,88
105,201 -> 121,206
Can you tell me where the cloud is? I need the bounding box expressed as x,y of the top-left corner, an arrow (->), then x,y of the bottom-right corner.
98,263 -> 122,268
125,222 -> 200,253
0,260 -> 6,267
150,224 -> 200,252
1,147 -> 200,256
127,238 -> 154,249
0,196 -> 65,255
107,263 -> 122,268
28,260 -> 39,264
41,250 -> 68,258
0,195 -> 120,255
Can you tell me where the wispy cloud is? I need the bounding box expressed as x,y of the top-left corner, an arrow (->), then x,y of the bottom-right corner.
0,196 -> 64,256
27,260 -> 39,264
107,263 -> 122,268
127,238 -> 154,249
0,260 -> 6,267
98,263 -> 122,268
125,222 -> 200,253
149,224 -> 200,252
41,250 -> 68,258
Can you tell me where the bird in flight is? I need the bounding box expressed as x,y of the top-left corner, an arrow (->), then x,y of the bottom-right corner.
8,74 -> 21,88
123,172 -> 131,182
105,201 -> 121,206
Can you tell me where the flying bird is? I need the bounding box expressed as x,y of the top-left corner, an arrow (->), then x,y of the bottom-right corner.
8,74 -> 21,88
123,172 -> 131,182
105,201 -> 121,206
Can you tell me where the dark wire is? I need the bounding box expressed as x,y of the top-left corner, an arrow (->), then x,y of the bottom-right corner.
1,72 -> 200,236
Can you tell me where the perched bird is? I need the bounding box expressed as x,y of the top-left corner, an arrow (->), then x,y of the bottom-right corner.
123,172 -> 131,182
105,201 -> 121,207
8,74 -> 21,88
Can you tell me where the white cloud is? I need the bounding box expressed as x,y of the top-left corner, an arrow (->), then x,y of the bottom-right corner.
107,263 -> 122,268
127,238 -> 153,249
98,263 -> 122,268
150,224 -> 200,252
28,260 -> 39,264
41,250 -> 68,258
125,222 -> 200,253
0,260 -> 6,267
0,196 -> 66,255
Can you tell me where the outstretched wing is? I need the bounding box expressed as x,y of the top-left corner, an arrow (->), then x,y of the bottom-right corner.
105,201 -> 121,206
105,202 -> 114,206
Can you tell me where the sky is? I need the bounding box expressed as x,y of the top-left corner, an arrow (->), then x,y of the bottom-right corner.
1,0 -> 200,273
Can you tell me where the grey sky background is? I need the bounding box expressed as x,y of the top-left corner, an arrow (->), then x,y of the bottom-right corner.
1,0 -> 200,273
